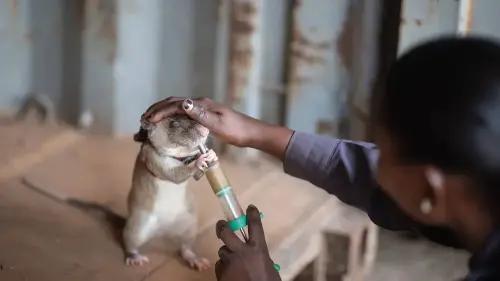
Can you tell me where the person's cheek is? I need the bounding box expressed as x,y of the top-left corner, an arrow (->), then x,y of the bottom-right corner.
376,155 -> 393,190
383,169 -> 431,221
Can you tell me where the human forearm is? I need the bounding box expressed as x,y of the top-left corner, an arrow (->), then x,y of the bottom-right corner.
246,121 -> 294,162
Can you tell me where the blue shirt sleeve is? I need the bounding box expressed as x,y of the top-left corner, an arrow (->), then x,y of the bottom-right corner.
283,131 -> 462,248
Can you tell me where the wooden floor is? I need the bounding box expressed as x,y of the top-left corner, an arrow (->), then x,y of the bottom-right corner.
0,120 -> 338,281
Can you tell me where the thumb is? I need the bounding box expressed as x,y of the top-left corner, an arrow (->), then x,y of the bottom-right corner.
182,99 -> 221,129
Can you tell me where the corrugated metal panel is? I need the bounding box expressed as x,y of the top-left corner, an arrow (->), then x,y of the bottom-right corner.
259,0 -> 289,125
457,0 -> 474,35
227,0 -> 264,121
0,0 -> 34,110
348,0 -> 382,141
284,0 -> 352,136
158,0 -> 195,100
81,0 -> 117,133
114,0 -> 162,133
29,0 -> 64,110
470,0 -> 500,39
398,0 -> 459,54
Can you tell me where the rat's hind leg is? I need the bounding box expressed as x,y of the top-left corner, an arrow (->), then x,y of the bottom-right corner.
123,210 -> 158,266
176,215 -> 211,271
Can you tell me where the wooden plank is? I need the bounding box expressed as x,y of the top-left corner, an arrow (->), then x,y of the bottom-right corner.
0,121 -> 64,167
0,182 -> 161,281
0,129 -> 82,182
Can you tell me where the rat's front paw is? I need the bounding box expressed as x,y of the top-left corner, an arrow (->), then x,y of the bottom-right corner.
194,149 -> 218,170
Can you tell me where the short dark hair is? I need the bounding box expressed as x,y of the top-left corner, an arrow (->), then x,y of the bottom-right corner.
377,36 -> 500,218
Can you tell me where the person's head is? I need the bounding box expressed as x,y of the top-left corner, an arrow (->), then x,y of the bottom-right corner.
375,36 -> 500,234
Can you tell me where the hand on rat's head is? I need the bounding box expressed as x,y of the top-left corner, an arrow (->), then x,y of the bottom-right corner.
141,97 -> 263,147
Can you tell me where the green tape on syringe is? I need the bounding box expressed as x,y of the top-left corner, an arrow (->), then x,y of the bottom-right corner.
227,213 -> 264,231
215,186 -> 232,197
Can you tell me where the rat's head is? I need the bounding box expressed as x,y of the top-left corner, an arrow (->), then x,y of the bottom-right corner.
140,115 -> 209,156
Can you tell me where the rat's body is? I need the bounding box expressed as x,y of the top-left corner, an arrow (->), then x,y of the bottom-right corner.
124,115 -> 216,270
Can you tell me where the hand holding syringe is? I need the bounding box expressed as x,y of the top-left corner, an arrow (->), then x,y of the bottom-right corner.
194,144 -> 280,272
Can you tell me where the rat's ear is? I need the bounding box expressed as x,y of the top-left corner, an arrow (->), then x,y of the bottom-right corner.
133,127 -> 149,143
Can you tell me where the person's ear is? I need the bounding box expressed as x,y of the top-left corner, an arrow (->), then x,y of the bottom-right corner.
420,167 -> 448,223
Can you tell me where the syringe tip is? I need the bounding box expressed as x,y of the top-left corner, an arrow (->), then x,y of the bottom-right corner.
197,144 -> 208,154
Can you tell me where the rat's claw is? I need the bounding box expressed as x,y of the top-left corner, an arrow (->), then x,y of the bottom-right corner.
194,149 -> 218,170
180,248 -> 211,271
125,253 -> 149,267
204,149 -> 218,162
195,157 -> 208,170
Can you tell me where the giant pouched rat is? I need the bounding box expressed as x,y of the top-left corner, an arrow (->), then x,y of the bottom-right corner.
124,114 -> 216,270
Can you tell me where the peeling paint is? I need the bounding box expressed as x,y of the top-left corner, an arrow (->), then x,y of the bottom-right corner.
96,0 -> 116,44
227,0 -> 259,106
398,0 -> 460,54
458,0 -> 475,35
287,0 -> 335,92
85,0 -> 117,63
284,0 -> 352,135
336,1 -> 361,78
401,0 -> 440,28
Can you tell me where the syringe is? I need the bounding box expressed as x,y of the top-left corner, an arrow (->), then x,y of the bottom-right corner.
196,144 -> 280,272
196,144 -> 250,241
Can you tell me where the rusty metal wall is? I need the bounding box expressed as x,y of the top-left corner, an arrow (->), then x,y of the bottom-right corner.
114,0 -> 162,133
284,0 -> 369,136
470,0 -> 500,38
227,0 -> 264,121
4,0 -> 500,136
398,0 -> 459,55
348,0 -> 381,141
260,0 -> 290,125
81,0 -> 117,133
0,0 -> 32,110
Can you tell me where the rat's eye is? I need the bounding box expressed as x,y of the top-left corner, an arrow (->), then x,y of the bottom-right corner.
169,121 -> 180,128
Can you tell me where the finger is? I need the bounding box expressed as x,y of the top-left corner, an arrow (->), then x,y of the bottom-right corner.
182,98 -> 222,128
143,97 -> 184,119
216,220 -> 245,251
247,205 -> 267,246
147,101 -> 185,123
217,245 -> 232,262
215,260 -> 223,280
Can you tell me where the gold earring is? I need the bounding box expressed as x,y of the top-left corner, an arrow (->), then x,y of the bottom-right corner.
420,198 -> 432,214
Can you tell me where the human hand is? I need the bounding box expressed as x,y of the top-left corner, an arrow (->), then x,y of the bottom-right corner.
139,97 -> 264,147
214,205 -> 281,281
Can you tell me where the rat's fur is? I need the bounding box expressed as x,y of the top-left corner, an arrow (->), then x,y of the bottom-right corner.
124,115 -> 215,270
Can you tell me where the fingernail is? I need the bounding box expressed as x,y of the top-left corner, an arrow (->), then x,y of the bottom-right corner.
183,99 -> 194,111
216,222 -> 227,239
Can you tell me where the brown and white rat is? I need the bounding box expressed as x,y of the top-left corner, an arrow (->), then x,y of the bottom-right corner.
124,115 -> 217,270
